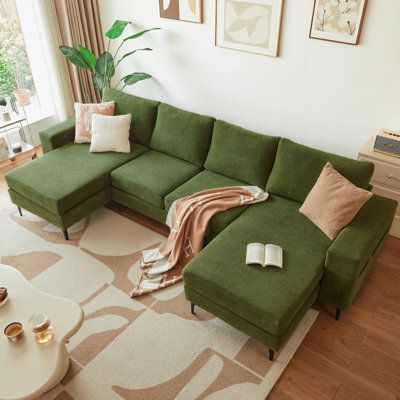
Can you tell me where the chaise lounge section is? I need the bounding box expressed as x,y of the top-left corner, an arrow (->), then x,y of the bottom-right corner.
6,141 -> 148,239
5,88 -> 397,359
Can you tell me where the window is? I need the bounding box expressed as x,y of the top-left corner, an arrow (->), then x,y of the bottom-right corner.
0,0 -> 38,108
0,0 -> 55,123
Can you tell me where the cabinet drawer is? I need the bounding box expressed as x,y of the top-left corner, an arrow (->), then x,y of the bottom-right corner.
360,157 -> 400,189
372,183 -> 400,214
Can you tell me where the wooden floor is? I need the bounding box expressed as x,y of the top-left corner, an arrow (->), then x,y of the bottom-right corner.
1,149 -> 399,400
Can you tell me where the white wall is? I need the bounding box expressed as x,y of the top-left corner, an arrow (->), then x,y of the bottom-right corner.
98,0 -> 400,158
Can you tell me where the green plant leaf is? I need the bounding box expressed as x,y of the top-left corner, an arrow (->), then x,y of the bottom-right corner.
96,52 -> 115,77
123,72 -> 152,86
0,98 -> 7,107
117,48 -> 152,64
92,72 -> 105,91
78,45 -> 97,69
105,20 -> 131,39
59,46 -> 91,69
123,28 -> 161,42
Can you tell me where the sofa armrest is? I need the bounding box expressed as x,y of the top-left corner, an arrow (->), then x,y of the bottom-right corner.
320,194 -> 397,310
39,117 -> 76,153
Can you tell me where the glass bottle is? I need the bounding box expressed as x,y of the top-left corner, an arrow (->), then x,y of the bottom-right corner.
28,313 -> 55,344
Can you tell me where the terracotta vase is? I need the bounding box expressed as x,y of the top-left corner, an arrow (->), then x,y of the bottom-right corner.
13,89 -> 31,106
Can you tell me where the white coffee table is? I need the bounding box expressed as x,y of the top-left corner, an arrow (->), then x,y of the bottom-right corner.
0,264 -> 84,400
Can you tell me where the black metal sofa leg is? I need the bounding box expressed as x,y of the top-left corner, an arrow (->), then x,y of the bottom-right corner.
189,301 -> 275,360
17,206 -> 22,216
335,307 -> 341,321
269,348 -> 275,361
63,229 -> 69,241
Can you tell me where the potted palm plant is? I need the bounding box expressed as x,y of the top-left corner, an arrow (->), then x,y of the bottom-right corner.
60,20 -> 160,93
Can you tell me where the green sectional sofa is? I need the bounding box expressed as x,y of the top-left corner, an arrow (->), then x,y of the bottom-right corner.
5,88 -> 397,360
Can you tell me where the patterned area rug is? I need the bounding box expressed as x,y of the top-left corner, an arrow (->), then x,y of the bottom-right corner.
0,207 -> 318,400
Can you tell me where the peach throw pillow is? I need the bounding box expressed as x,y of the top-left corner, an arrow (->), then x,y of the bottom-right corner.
74,101 -> 115,143
299,162 -> 373,240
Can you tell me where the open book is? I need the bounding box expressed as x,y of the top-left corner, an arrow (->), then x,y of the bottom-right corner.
245,243 -> 283,268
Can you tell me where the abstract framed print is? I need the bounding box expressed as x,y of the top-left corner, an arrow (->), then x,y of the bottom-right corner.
159,0 -> 203,23
215,0 -> 284,57
309,0 -> 368,45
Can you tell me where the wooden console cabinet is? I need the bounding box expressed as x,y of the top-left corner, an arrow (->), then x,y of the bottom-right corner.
359,137 -> 400,238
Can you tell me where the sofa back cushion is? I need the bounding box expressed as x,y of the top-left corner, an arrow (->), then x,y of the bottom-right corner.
150,103 -> 215,167
204,120 -> 280,188
102,88 -> 159,146
267,138 -> 374,203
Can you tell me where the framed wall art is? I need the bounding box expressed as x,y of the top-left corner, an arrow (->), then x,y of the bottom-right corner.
159,0 -> 203,23
215,0 -> 284,57
309,0 -> 368,45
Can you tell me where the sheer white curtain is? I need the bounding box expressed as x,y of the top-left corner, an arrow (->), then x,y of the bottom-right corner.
16,0 -> 75,121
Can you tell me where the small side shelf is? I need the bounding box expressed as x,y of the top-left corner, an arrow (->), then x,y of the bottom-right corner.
0,116 -> 26,129
0,96 -> 37,162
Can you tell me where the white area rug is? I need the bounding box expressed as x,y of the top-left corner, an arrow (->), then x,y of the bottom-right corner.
0,207 -> 318,399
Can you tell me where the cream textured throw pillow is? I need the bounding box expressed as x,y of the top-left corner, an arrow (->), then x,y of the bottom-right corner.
90,114 -> 132,153
299,162 -> 373,240
74,101 -> 115,143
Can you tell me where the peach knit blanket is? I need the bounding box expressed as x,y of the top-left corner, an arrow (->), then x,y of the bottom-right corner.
129,186 -> 269,297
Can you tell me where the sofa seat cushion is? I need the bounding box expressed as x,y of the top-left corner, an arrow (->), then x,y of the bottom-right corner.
111,150 -> 202,209
5,142 -> 148,214
165,170 -> 249,234
150,103 -> 215,167
183,195 -> 332,337
205,120 -> 280,188
267,138 -> 374,203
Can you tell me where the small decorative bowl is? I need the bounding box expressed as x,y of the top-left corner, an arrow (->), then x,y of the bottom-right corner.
4,322 -> 24,343
12,142 -> 22,153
